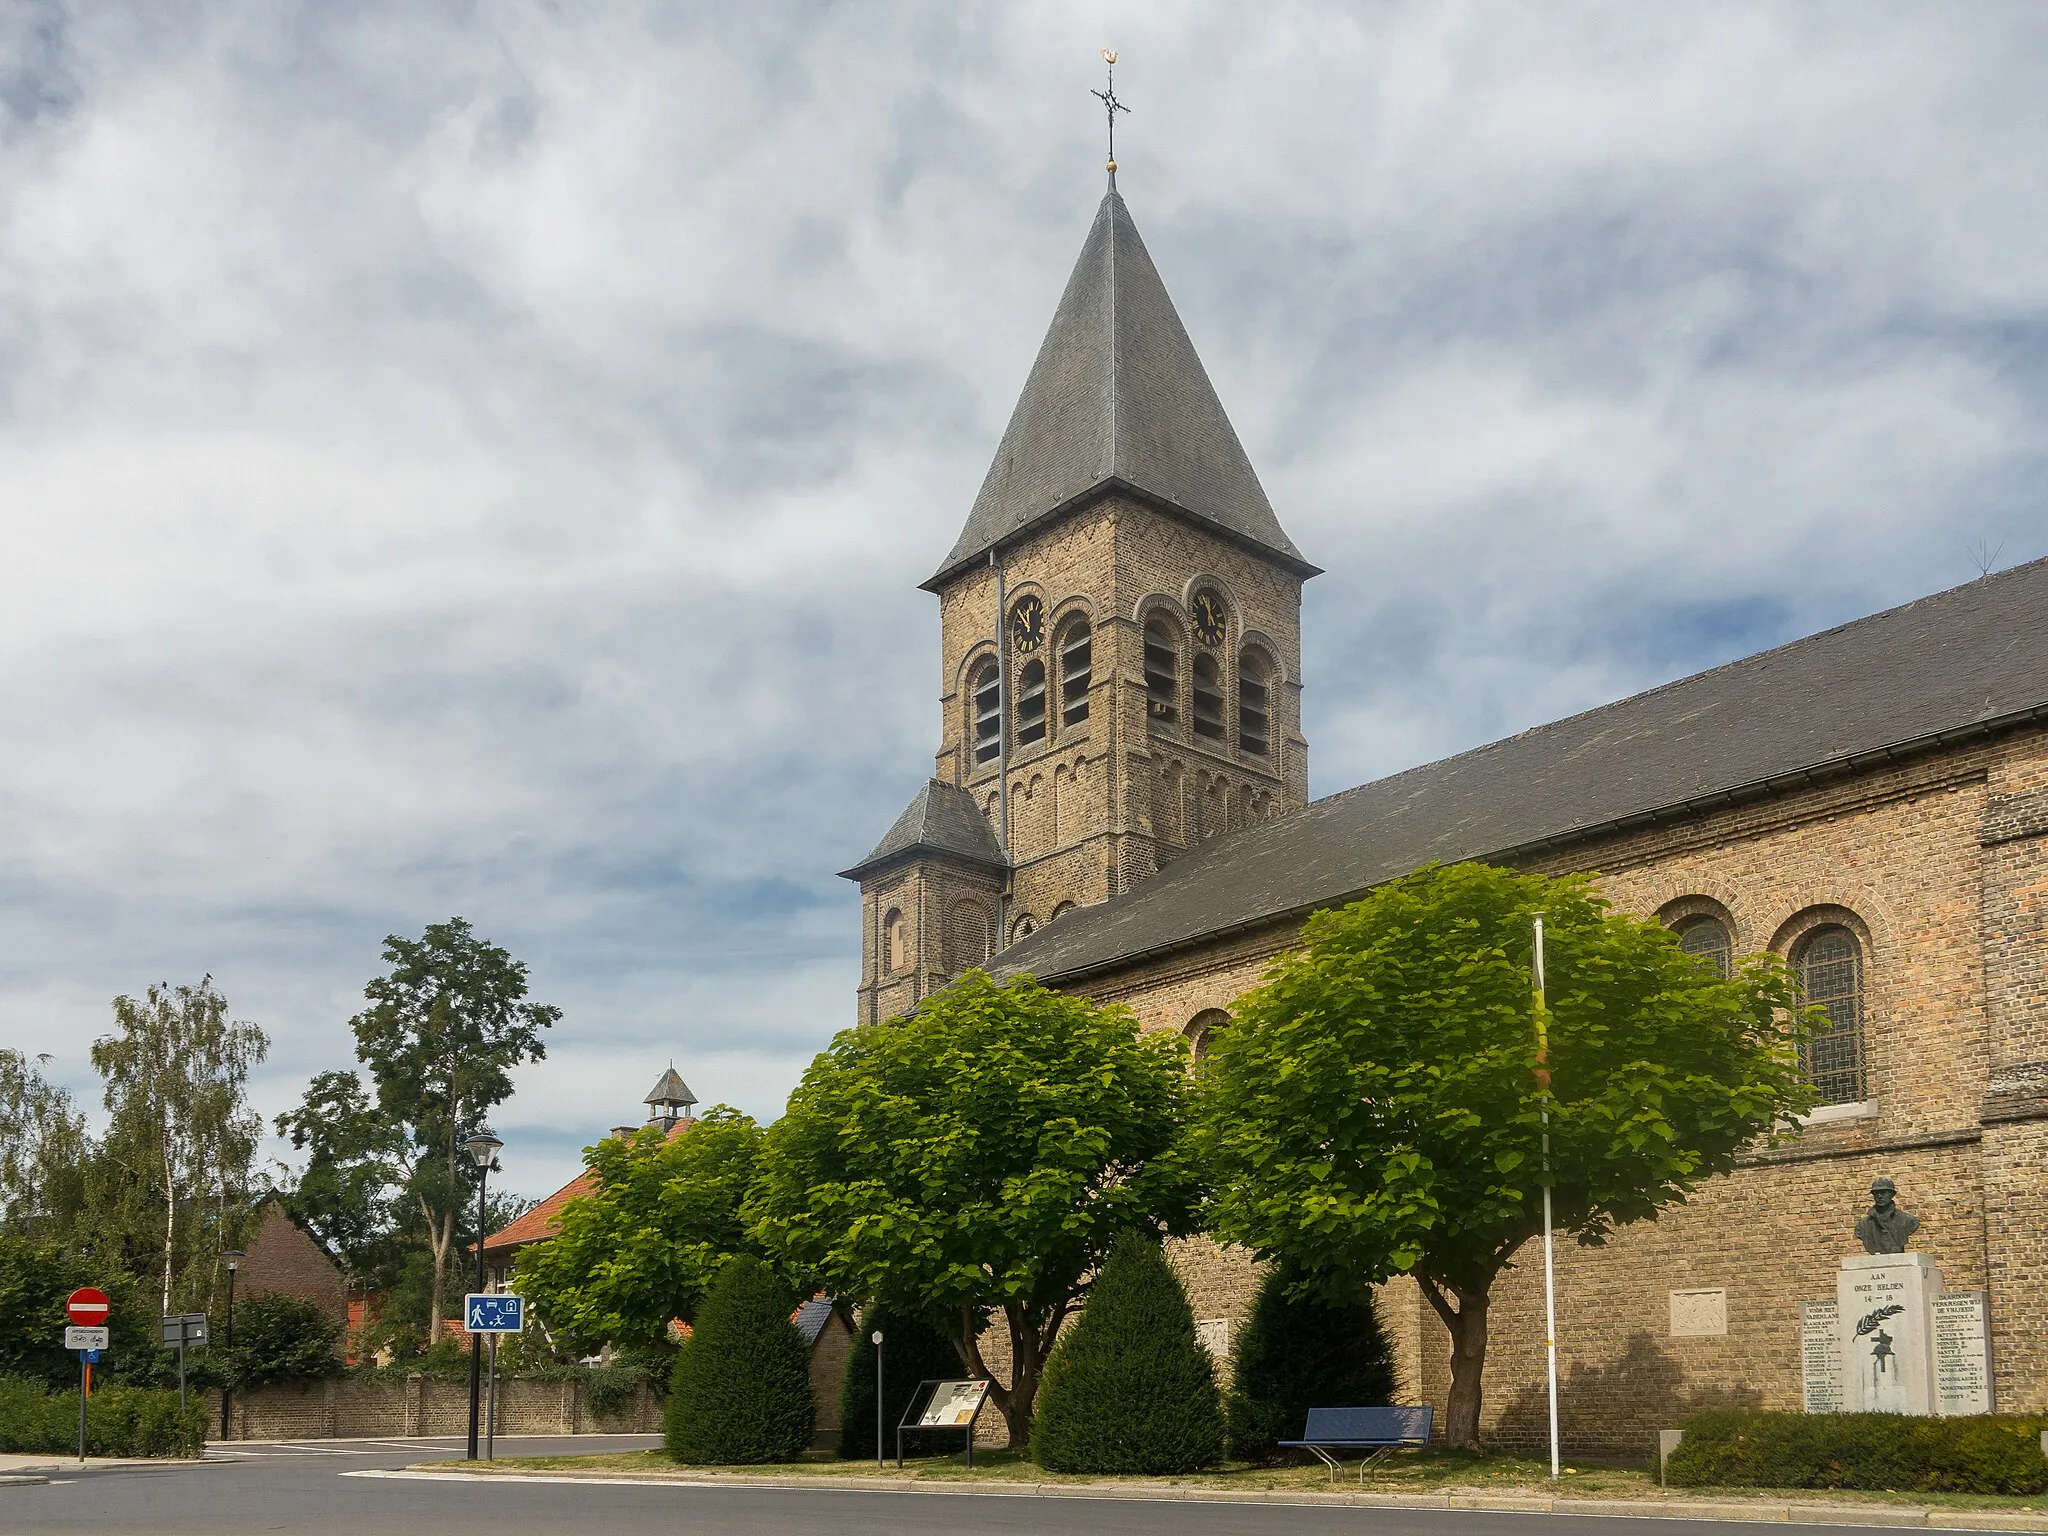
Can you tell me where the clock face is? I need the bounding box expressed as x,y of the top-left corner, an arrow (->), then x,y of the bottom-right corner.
1191,591 -> 1227,648
1009,594 -> 1045,653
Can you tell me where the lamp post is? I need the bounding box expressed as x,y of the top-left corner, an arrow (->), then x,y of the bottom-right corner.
463,1127 -> 502,1461
220,1250 -> 244,1442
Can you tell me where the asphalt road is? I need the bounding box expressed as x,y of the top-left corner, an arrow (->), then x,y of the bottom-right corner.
0,1436 -> 2024,1536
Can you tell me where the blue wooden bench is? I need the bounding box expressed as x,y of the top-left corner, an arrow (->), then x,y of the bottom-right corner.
1279,1406 -> 1434,1482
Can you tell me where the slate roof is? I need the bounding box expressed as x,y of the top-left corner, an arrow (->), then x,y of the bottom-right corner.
997,557 -> 2048,985
792,1295 -> 839,1347
925,174 -> 1314,590
644,1065 -> 696,1108
841,778 -> 1006,881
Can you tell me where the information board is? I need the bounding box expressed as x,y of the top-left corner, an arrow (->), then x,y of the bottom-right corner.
917,1379 -> 990,1428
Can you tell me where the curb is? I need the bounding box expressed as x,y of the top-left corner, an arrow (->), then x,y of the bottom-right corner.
401,1465 -> 2048,1527
0,1475 -> 50,1487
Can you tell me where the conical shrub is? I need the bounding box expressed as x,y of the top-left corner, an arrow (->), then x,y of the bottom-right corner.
839,1305 -> 963,1459
1031,1231 -> 1223,1474
1226,1262 -> 1398,1462
664,1256 -> 814,1464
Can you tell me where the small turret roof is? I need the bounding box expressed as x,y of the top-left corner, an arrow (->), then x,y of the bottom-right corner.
839,779 -> 1006,882
925,175 -> 1314,590
644,1065 -> 696,1108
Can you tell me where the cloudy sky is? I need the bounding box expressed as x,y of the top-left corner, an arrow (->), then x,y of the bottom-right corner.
4,1 -> 2044,1201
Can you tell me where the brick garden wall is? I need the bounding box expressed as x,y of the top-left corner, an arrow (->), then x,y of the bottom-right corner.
213,1376 -> 663,1439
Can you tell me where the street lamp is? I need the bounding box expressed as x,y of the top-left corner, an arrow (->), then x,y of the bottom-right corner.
462,1127 -> 502,1461
220,1250 -> 244,1442
871,1330 -> 884,1470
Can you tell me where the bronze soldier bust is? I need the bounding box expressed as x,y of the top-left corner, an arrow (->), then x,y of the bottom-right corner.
1855,1177 -> 1919,1254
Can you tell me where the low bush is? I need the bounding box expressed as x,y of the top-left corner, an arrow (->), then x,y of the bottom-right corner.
664,1257 -> 813,1464
1667,1410 -> 2048,1494
585,1361 -> 652,1420
1031,1232 -> 1224,1475
1226,1262 -> 1398,1462
0,1375 -> 208,1457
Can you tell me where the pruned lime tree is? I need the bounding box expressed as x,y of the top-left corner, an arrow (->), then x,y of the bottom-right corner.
746,972 -> 1200,1448
1192,862 -> 1816,1449
514,1107 -> 763,1353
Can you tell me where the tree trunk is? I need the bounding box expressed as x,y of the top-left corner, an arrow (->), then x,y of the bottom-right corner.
1419,1275 -> 1491,1449
162,1144 -> 177,1315
956,1304 -> 1057,1449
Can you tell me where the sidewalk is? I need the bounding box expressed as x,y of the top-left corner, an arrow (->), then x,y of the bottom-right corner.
406,1462 -> 2048,1528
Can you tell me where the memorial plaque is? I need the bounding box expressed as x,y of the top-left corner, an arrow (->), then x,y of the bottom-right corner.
1195,1318 -> 1230,1358
1670,1289 -> 1728,1338
1837,1252 -> 1943,1415
1802,1300 -> 1844,1413
1934,1291 -> 1993,1416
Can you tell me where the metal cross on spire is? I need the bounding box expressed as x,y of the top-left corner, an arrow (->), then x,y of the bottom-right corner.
1092,48 -> 1130,173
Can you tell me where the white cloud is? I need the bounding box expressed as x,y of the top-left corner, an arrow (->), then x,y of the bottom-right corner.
2,0 -> 2044,1194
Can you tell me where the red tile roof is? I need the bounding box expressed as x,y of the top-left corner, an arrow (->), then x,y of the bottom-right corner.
482,1118 -> 696,1254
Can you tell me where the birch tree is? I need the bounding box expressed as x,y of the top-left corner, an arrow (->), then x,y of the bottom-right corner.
91,977 -> 268,1312
0,1051 -> 90,1235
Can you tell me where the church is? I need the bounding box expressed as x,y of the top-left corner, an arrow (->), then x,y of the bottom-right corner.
841,169 -> 2048,1453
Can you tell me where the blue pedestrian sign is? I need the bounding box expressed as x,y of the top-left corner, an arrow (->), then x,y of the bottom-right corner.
83,1350 -> 100,1364
464,1293 -> 524,1334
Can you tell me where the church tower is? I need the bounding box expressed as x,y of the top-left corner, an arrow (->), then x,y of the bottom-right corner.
843,171 -> 1316,1022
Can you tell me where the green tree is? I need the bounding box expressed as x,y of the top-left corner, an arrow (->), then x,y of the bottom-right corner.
0,1051 -> 89,1237
1030,1231 -> 1223,1474
838,1304 -> 962,1460
1193,862 -> 1815,1447
1225,1262 -> 1398,1461
216,1293 -> 345,1388
748,971 -> 1199,1448
0,1236 -> 152,1389
663,1255 -> 814,1464
514,1108 -> 763,1354
285,919 -> 558,1335
274,1069 -> 406,1288
90,978 -> 268,1313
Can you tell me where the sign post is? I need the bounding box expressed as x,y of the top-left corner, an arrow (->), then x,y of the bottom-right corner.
64,1290 -> 110,1467
463,1292 -> 522,1464
160,1314 -> 208,1417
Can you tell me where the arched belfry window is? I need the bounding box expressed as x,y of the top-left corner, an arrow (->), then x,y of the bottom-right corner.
1238,650 -> 1271,758
1796,925 -> 1866,1105
1191,654 -> 1225,743
1016,659 -> 1047,746
1059,621 -> 1091,728
969,658 -> 1001,766
881,909 -> 906,976
1144,618 -> 1180,727
1675,915 -> 1732,978
1185,1008 -> 1231,1067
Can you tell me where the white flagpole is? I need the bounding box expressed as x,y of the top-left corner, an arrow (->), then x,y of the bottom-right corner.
1533,913 -> 1561,1480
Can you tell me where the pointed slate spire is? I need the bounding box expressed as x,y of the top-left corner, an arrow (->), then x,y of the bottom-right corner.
926,175 -> 1315,590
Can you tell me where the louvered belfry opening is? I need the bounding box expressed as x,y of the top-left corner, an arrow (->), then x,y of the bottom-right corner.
971,659 -> 1001,764
1192,653 -> 1225,742
1144,618 -> 1180,726
1060,622 -> 1092,726
1238,651 -> 1270,757
1017,659 -> 1047,745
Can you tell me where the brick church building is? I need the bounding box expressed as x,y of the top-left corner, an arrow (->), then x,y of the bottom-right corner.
843,169 -> 2048,1452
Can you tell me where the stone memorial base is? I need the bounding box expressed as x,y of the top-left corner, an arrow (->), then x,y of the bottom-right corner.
1802,1254 -> 1996,1416
1837,1252 -> 1942,1415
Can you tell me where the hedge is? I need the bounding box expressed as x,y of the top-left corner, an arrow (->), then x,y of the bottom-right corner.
1031,1232 -> 1224,1474
1667,1410 -> 2048,1494
839,1306 -> 962,1460
1226,1262 -> 1398,1462
0,1375 -> 208,1457
664,1257 -> 813,1464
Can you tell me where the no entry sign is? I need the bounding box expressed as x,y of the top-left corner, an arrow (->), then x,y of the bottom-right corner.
65,1288 -> 109,1327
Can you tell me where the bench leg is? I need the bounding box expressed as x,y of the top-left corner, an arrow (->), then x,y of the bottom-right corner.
1305,1445 -> 1340,1484
1357,1445 -> 1395,1484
